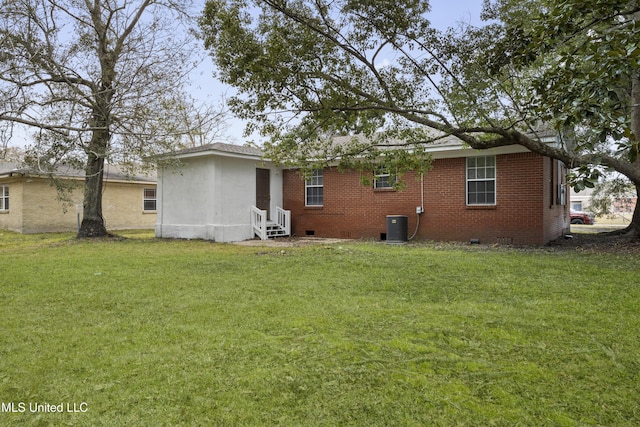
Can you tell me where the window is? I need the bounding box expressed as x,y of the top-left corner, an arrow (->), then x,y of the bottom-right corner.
374,169 -> 395,189
305,169 -> 323,206
466,156 -> 496,205
614,198 -> 635,213
551,159 -> 567,207
0,185 -> 8,211
143,188 -> 156,211
572,201 -> 583,212
556,161 -> 567,205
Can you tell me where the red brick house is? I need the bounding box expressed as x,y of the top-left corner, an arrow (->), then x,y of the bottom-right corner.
283,138 -> 570,245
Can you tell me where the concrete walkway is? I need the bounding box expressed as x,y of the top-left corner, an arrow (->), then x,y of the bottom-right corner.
234,237 -> 352,247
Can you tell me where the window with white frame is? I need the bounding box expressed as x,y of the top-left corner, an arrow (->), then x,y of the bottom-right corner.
0,185 -> 8,211
143,188 -> 156,211
374,168 -> 395,189
466,156 -> 496,205
305,169 -> 323,206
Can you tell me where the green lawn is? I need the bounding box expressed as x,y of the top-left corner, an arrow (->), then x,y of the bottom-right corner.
1,232 -> 639,426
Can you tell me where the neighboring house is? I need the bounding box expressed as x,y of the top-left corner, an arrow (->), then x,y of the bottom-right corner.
612,196 -> 637,215
570,186 -> 637,223
155,143 -> 288,242
157,137 -> 570,245
570,187 -> 592,212
0,162 -> 156,233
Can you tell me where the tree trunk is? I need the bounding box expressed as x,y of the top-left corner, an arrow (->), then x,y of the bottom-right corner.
620,70 -> 640,239
77,94 -> 111,238
629,183 -> 640,238
76,17 -> 115,239
77,151 -> 107,238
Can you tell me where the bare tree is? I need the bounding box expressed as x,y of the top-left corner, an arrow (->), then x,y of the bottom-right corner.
0,0 -> 225,237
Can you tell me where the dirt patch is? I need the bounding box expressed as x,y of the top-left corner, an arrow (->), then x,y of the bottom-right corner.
234,227 -> 640,254
548,226 -> 640,254
234,236 -> 352,247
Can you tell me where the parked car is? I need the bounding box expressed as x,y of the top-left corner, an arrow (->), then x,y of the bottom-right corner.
570,210 -> 595,225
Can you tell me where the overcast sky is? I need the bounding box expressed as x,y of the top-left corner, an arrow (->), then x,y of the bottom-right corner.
430,0 -> 484,29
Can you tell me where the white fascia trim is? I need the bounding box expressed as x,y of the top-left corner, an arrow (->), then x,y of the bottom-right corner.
173,150 -> 264,162
430,144 -> 530,160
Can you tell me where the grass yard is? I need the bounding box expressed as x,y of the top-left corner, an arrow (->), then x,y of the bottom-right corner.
1,231 -> 639,426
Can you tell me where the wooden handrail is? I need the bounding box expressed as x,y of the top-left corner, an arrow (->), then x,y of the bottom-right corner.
276,206 -> 291,236
251,206 -> 267,240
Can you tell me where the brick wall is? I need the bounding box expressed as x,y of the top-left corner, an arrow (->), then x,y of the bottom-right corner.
283,152 -> 569,245
102,181 -> 157,230
2,177 -> 156,233
0,178 -> 24,232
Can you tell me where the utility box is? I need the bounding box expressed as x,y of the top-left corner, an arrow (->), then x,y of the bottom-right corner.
386,215 -> 408,243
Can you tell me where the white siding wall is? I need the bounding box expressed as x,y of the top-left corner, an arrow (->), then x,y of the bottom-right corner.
156,154 -> 283,242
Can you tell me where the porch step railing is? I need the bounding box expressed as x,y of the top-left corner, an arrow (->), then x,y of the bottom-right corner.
251,206 -> 267,240
276,206 -> 291,237
251,206 -> 291,240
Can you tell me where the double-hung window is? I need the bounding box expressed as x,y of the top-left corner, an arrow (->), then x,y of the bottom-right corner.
0,185 -> 8,211
466,156 -> 496,205
143,188 -> 157,211
374,168 -> 394,189
305,169 -> 323,206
